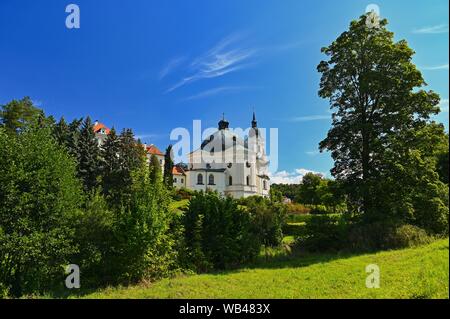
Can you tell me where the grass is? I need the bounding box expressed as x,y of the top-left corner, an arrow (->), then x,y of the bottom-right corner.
76,239 -> 449,299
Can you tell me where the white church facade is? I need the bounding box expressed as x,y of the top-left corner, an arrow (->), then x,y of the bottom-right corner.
93,113 -> 270,199
180,114 -> 270,198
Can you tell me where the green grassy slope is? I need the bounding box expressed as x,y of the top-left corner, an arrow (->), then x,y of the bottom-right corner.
79,239 -> 449,299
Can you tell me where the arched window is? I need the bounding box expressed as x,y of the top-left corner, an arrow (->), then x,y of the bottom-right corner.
208,174 -> 215,185
197,173 -> 203,185
263,180 -> 267,190
246,175 -> 250,186
229,176 -> 233,186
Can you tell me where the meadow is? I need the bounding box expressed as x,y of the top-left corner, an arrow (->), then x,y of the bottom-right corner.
76,239 -> 449,299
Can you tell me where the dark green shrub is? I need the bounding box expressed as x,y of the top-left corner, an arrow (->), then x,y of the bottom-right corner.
245,196 -> 287,247
283,223 -> 306,237
0,127 -> 83,297
182,192 -> 260,271
347,222 -> 434,251
295,215 -> 347,252
389,224 -> 434,248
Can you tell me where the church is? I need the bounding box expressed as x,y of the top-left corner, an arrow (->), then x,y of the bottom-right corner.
94,113 -> 270,199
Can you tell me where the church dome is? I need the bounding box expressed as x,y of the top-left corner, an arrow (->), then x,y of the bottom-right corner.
201,128 -> 245,152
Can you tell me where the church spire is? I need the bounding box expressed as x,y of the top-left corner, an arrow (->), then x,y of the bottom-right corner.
218,113 -> 229,130
251,111 -> 257,128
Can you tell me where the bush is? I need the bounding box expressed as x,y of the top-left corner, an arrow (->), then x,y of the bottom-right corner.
295,215 -> 347,252
286,203 -> 311,215
182,192 -> 260,272
347,222 -> 434,251
244,196 -> 287,247
0,127 -> 83,297
172,187 -> 195,201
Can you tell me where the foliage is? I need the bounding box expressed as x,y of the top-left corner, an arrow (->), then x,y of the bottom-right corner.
149,153 -> 162,184
295,215 -> 347,252
76,117 -> 102,192
0,126 -> 83,296
163,145 -> 174,188
0,97 -> 43,134
243,196 -> 287,247
182,192 -> 260,272
317,14 -> 448,234
285,203 -> 311,215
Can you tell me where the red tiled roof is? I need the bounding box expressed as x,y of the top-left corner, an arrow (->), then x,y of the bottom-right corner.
172,166 -> 185,176
146,144 -> 163,156
93,122 -> 111,135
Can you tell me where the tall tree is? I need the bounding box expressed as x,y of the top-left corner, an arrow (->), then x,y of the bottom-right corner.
317,14 -> 447,231
149,154 -> 162,184
117,128 -> 146,207
0,126 -> 83,296
76,117 -> 102,193
101,127 -> 122,206
0,97 -> 43,134
163,145 -> 174,188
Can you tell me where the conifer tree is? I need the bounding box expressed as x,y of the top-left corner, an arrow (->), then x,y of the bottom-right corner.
163,145 -> 174,188
149,153 -> 162,184
101,127 -> 122,206
76,117 -> 102,193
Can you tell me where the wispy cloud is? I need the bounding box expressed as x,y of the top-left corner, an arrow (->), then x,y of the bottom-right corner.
305,150 -> 321,156
165,33 -> 256,93
439,99 -> 449,113
32,99 -> 43,107
413,24 -> 449,34
135,133 -> 164,141
182,85 -> 259,101
269,168 -> 325,184
287,115 -> 330,122
421,63 -> 449,71
159,57 -> 185,79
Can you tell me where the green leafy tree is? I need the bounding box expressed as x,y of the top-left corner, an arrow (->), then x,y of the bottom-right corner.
296,173 -> 323,205
163,145 -> 174,188
0,126 -> 83,296
0,97 -> 43,134
76,117 -> 102,192
101,127 -> 123,207
149,153 -> 162,184
317,14 -> 447,231
183,192 -> 260,271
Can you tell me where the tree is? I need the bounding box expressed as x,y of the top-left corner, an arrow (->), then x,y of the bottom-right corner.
76,117 -> 102,193
149,153 -> 162,184
0,97 -> 43,134
0,126 -> 83,296
296,173 -> 323,205
101,127 -> 122,207
317,14 -> 447,232
117,128 -> 147,208
163,145 -> 174,188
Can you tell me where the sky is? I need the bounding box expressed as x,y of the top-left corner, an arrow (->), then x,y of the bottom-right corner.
0,0 -> 448,183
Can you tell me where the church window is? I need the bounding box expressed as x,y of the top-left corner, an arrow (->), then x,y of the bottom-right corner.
208,174 -> 215,185
246,175 -> 250,186
197,174 -> 204,185
263,180 -> 267,190
229,176 -> 233,186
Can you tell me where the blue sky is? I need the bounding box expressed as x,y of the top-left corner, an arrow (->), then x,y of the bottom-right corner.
0,0 -> 448,183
